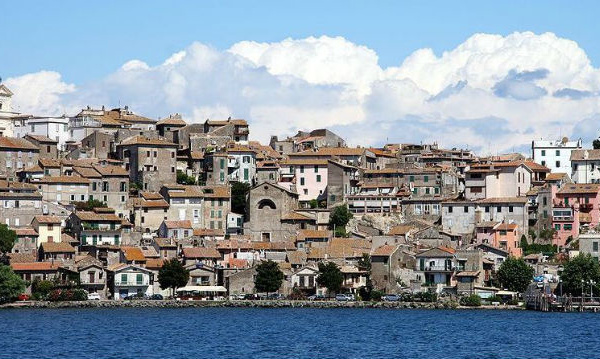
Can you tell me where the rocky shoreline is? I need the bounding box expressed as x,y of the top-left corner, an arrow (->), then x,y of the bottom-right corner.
0,300 -> 524,310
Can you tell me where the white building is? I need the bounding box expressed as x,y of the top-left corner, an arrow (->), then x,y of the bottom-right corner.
0,83 -> 18,136
13,116 -> 71,151
571,149 -> 600,184
532,138 -> 582,173
227,145 -> 257,184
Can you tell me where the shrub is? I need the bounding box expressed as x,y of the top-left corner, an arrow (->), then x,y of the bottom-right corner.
47,288 -> 88,301
460,294 -> 482,307
415,291 -> 438,302
370,290 -> 383,301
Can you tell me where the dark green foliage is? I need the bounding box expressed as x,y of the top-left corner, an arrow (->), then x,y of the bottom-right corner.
74,199 -> 107,211
316,262 -> 344,295
523,243 -> 558,257
334,227 -> 349,238
593,139 -> 600,150
370,290 -> 383,301
520,235 -> 528,250
158,259 -> 190,296
0,224 -> 17,257
329,205 -> 352,228
561,254 -> 600,295
31,279 -> 54,300
460,294 -> 482,306
231,182 -> 251,214
254,260 -> 284,294
177,171 -> 196,185
497,257 -> 534,292
0,265 -> 25,303
288,288 -> 306,300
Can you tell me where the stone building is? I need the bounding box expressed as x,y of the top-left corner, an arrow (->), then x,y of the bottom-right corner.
80,131 -> 114,159
37,176 -> 90,203
0,136 -> 40,180
245,182 -> 310,242
24,135 -> 58,159
116,136 -> 177,192
0,180 -> 42,228
130,192 -> 170,233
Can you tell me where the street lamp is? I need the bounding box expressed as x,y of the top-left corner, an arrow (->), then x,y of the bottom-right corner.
559,279 -> 563,297
590,280 -> 596,300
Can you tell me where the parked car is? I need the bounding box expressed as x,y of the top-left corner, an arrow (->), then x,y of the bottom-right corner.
335,294 -> 349,301
383,294 -> 400,302
149,294 -> 164,300
345,293 -> 355,301
268,293 -> 285,300
87,292 -> 101,301
124,293 -> 147,300
308,294 -> 326,301
17,293 -> 30,301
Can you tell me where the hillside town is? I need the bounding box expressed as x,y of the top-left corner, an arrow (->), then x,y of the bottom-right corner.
0,81 -> 599,303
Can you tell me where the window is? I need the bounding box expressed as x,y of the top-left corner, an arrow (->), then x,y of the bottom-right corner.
509,206 -> 513,213
303,189 -> 308,195
103,182 -> 109,192
120,274 -> 127,283
541,150 -> 546,156
300,166 -> 304,174
463,206 -> 468,213
70,195 -> 75,201
564,224 -> 572,230
556,150 -> 560,156
81,195 -> 85,201
120,182 -> 127,191
556,161 -> 560,168
435,187 -> 440,194
448,206 -> 453,213
543,197 -> 547,206
171,167 -> 175,173
424,175 -> 429,183
171,152 -> 175,158
244,168 -> 249,181
554,224 -> 560,231
136,274 -> 143,284
300,178 -> 305,186
153,151 -> 157,158
220,172 -> 225,182
541,160 -> 546,166
409,175 -> 415,182
316,175 -> 321,182
543,210 -> 548,218
146,151 -> 150,157
594,242 -> 599,252
496,206 -> 502,212
220,159 -> 225,169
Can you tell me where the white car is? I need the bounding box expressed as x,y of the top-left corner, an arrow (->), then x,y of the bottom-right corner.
87,292 -> 101,300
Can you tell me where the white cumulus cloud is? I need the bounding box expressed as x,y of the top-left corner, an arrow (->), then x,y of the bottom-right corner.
5,32 -> 600,154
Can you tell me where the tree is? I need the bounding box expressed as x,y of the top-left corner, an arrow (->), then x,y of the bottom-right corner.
560,254 -> 600,296
254,260 -> 284,296
74,198 -> 107,211
317,262 -> 344,296
0,264 -> 25,303
177,171 -> 196,185
158,259 -> 190,297
594,139 -> 600,150
497,257 -> 534,293
231,182 -> 251,215
329,205 -> 352,237
0,224 -> 17,263
520,235 -> 528,252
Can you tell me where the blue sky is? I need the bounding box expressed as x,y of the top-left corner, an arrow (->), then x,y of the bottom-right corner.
1,0 -> 598,83
3,1 -> 600,153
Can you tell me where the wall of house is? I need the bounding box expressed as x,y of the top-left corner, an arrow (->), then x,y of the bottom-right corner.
39,183 -> 89,203
0,196 -> 42,227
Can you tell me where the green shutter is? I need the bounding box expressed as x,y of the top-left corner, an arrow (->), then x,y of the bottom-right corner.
136,274 -> 143,285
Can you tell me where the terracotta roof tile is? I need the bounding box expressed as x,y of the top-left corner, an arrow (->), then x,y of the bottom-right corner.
40,242 -> 75,253
163,220 -> 193,229
121,247 -> 146,262
182,247 -> 221,259
34,215 -> 61,224
0,137 -> 39,150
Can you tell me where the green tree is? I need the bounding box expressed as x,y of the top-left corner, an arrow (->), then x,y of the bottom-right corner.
31,279 -> 55,300
158,259 -> 190,297
231,182 -> 251,214
460,294 -> 482,307
520,235 -> 528,252
317,262 -> 344,296
0,264 -> 25,303
593,139 -> 600,150
561,254 -> 600,296
329,205 -> 352,237
497,257 -> 534,293
254,260 -> 284,296
74,198 -> 107,211
177,171 -> 196,185
0,224 -> 17,263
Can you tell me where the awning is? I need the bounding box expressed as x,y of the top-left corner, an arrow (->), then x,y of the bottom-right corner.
176,286 -> 227,293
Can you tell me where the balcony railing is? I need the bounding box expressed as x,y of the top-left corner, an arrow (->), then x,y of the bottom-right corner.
422,265 -> 454,272
115,280 -> 149,286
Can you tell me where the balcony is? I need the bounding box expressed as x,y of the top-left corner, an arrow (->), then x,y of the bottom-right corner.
422,265 -> 454,272
115,280 -> 149,286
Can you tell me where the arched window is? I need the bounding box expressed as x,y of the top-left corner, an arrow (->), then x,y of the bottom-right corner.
257,199 -> 276,209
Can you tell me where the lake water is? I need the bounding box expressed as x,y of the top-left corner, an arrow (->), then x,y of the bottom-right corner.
1,308 -> 597,359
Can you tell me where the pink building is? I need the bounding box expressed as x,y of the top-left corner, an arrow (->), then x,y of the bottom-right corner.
552,183 -> 600,247
279,159 -> 328,205
491,223 -> 522,257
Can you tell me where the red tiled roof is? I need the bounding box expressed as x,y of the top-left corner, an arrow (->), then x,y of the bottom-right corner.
182,247 -> 221,259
